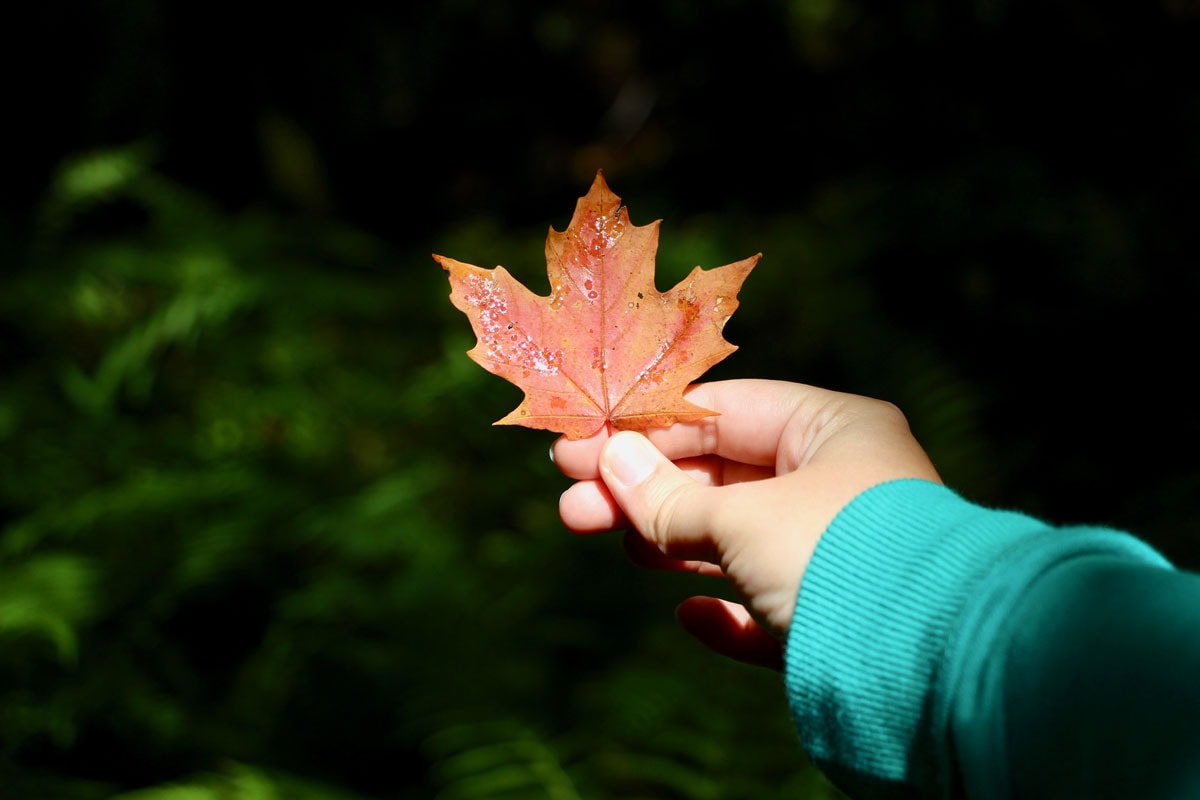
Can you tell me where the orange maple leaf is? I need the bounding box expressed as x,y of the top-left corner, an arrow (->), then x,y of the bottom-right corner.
434,171 -> 759,440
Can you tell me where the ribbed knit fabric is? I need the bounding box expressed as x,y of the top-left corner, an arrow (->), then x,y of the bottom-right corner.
783,479 -> 1171,799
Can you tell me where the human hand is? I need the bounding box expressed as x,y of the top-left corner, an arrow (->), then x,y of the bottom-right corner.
553,379 -> 942,670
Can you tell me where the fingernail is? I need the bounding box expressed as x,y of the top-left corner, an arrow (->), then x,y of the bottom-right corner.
605,432 -> 658,486
548,444 -> 556,465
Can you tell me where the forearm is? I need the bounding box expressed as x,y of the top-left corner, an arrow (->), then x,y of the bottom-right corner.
989,557 -> 1200,799
783,479 -> 1178,798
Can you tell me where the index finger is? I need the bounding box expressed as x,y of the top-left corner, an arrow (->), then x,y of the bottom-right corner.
552,378 -> 842,479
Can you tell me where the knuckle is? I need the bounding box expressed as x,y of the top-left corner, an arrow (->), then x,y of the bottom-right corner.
647,479 -> 695,549
870,397 -> 915,431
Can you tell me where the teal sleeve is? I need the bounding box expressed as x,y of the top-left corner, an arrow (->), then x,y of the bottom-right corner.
783,478 -> 1190,799
994,555 -> 1200,798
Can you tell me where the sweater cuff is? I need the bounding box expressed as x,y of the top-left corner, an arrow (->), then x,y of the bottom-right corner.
783,478 -> 1167,798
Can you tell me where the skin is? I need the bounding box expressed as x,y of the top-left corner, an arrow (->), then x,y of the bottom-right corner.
553,379 -> 942,671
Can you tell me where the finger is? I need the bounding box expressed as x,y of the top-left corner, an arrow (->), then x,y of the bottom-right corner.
622,530 -> 725,577
676,456 -> 775,487
554,379 -> 842,477
558,479 -> 625,533
638,379 -> 833,466
675,596 -> 783,671
550,427 -> 610,480
598,431 -> 734,564
558,478 -> 726,573
558,453 -> 772,536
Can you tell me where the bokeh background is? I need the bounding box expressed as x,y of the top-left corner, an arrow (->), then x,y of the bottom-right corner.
3,1 -> 1199,798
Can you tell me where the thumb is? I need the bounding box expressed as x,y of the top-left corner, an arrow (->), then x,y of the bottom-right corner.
599,431 -> 722,563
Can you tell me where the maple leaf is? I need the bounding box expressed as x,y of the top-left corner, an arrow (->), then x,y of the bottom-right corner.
434,170 -> 759,440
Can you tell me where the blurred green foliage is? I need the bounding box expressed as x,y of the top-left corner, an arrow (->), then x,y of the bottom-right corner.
4,0 -> 1199,797
0,145 -> 849,798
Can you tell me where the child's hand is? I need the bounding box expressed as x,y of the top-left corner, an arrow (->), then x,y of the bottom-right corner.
552,379 -> 942,669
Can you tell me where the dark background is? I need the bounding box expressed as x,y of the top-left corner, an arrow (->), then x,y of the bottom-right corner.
2,1 -> 1198,797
